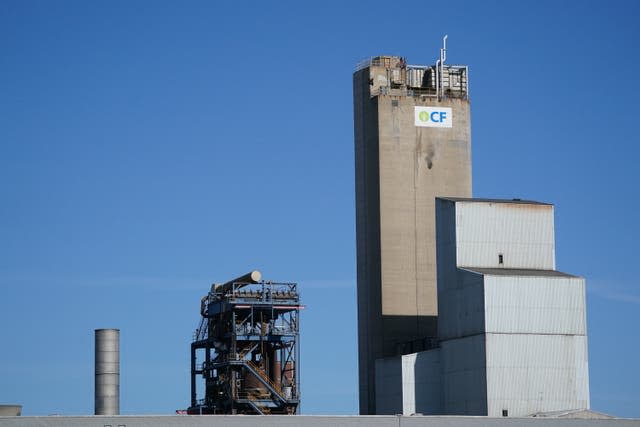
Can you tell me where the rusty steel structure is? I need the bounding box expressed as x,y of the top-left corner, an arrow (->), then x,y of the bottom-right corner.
188,271 -> 301,415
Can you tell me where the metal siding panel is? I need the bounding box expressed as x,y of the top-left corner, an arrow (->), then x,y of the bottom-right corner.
485,333 -> 590,417
402,353 -> 417,415
456,202 -> 555,270
441,336 -> 487,415
575,333 -> 591,408
436,199 -> 460,340
409,349 -> 443,415
376,350 -> 445,416
484,275 -> 586,335
437,269 -> 485,341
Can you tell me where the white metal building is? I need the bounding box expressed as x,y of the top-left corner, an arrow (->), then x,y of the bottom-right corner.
375,198 -> 590,417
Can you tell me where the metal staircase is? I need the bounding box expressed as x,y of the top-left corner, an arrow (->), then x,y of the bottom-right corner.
244,360 -> 286,403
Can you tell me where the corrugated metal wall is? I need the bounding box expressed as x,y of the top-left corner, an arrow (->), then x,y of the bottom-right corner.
432,199 -> 590,417
404,350 -> 442,415
484,276 -> 586,335
375,350 -> 443,416
485,333 -> 590,417
455,203 -> 555,270
440,335 -> 488,415
437,269 -> 485,341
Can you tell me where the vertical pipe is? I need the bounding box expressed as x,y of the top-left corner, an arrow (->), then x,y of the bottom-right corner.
230,370 -> 237,414
95,328 -> 120,415
439,50 -> 443,99
231,310 -> 237,414
279,346 -> 285,392
440,35 -> 448,100
442,35 -> 448,62
435,60 -> 440,100
295,310 -> 301,413
271,346 -> 281,389
465,65 -> 470,98
190,344 -> 197,407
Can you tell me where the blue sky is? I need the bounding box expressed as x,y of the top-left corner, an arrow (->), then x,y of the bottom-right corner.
1,0 -> 639,418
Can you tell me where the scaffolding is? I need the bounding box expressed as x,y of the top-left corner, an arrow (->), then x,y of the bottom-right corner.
188,271 -> 301,415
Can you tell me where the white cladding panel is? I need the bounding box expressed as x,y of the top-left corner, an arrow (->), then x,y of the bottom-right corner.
375,357 -> 403,414
403,350 -> 443,415
375,351 -> 443,416
441,335 -> 488,415
484,275 -> 586,335
455,202 -> 555,269
485,333 -> 590,417
437,269 -> 485,341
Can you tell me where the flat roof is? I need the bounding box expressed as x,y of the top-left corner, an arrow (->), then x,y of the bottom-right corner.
461,267 -> 579,278
0,414 -> 634,427
437,197 -> 552,206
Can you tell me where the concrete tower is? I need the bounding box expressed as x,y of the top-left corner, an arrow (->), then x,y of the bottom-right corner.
354,44 -> 472,414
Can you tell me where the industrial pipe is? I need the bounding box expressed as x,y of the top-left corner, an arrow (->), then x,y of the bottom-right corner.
437,34 -> 448,100
95,329 -> 119,415
442,34 -> 448,63
213,270 -> 262,294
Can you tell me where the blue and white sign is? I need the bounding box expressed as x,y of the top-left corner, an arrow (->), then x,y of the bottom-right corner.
414,106 -> 453,128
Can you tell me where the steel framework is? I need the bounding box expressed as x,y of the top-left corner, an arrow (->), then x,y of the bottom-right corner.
188,271 -> 301,415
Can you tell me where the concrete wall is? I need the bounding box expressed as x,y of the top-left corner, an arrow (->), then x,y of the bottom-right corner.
354,66 -> 383,415
377,94 -> 472,325
355,60 -> 472,414
376,356 -> 403,414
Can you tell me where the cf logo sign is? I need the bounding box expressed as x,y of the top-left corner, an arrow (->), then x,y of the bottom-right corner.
414,106 -> 453,128
418,110 -> 448,123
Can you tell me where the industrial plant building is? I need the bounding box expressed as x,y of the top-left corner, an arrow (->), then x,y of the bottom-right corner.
354,43 -> 591,417
2,43 -> 638,427
375,198 -> 589,416
188,271 -> 301,415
